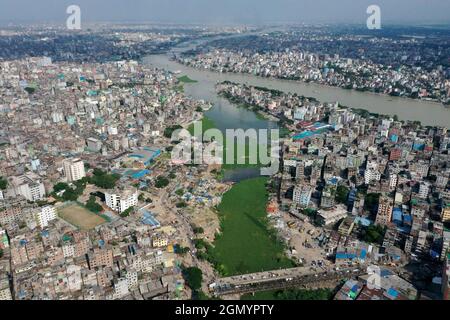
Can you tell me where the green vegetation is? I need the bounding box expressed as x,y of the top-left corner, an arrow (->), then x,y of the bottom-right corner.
241,288 -> 333,300
193,226 -> 204,234
52,180 -> 87,202
168,172 -> 176,179
175,188 -> 185,197
120,206 -> 134,218
208,177 -> 295,276
85,196 -> 103,214
155,176 -> 170,188
164,125 -> 183,139
24,87 -> 36,94
361,224 -> 386,245
364,193 -> 381,214
178,75 -> 198,83
176,201 -> 188,208
90,169 -> 120,189
335,185 -> 350,204
0,249 -> 3,258
182,266 -> 203,291
0,176 -> 7,190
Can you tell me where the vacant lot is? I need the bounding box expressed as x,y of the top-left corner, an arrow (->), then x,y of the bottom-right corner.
58,204 -> 106,230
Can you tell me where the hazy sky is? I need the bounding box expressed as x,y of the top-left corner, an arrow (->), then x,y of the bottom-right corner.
0,0 -> 449,25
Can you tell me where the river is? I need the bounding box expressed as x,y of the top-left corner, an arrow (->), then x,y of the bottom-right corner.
143,35 -> 450,128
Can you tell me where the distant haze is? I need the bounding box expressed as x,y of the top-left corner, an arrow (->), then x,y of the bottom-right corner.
0,0 -> 449,25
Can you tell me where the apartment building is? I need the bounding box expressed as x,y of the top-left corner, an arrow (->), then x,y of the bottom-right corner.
105,188 -> 138,214
63,158 -> 86,182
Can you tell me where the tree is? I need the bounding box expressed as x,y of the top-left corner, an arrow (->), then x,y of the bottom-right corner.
335,185 -> 350,204
120,206 -> 134,218
53,182 -> 69,193
86,196 -> 103,213
176,201 -> 187,208
193,227 -> 204,234
0,176 -> 7,190
183,267 -> 203,291
155,176 -> 169,189
361,224 -> 386,244
90,169 -> 120,189
164,125 -> 182,138
24,87 -> 36,94
0,249 -> 3,258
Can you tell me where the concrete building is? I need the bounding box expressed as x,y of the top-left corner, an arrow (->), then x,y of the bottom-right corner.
105,188 -> 138,214
10,175 -> 45,201
293,185 -> 313,207
441,203 -> 450,222
63,158 -> 86,182
35,205 -> 57,228
317,206 -> 348,226
375,196 -> 393,226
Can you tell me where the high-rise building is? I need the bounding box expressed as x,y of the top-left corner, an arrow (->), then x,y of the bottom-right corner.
375,196 -> 393,226
293,185 -> 312,207
105,188 -> 138,214
10,174 -> 45,201
442,203 -> 450,223
35,205 -> 57,228
63,158 -> 86,182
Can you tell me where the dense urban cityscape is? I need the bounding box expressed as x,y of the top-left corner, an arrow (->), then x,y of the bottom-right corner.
0,1 -> 449,306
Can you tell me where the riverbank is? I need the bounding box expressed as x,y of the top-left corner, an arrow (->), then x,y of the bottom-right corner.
144,54 -> 450,128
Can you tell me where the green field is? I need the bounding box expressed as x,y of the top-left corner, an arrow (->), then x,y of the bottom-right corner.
241,288 -> 333,300
178,75 -> 198,83
210,177 -> 295,276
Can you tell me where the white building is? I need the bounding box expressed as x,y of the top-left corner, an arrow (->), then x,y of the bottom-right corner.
113,278 -> 129,299
105,188 -> 138,214
10,174 -> 45,201
63,158 -> 86,182
364,162 -> 381,185
418,182 -> 430,199
35,205 -> 57,228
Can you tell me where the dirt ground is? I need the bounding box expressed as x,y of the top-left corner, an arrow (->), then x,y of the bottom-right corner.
58,204 -> 106,230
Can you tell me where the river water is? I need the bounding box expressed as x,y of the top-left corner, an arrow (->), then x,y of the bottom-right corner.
142,36 -> 450,180
143,36 -> 450,128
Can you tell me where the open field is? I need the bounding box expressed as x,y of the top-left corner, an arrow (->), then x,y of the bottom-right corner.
211,177 -> 295,276
58,203 -> 106,230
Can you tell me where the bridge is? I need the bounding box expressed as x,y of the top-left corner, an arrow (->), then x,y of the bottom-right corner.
211,267 -> 365,296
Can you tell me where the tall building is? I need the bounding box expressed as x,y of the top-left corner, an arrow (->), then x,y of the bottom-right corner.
63,158 -> 86,182
293,185 -> 312,207
442,203 -> 450,223
105,188 -> 138,214
10,175 -> 45,201
375,196 -> 393,226
35,205 -> 57,228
